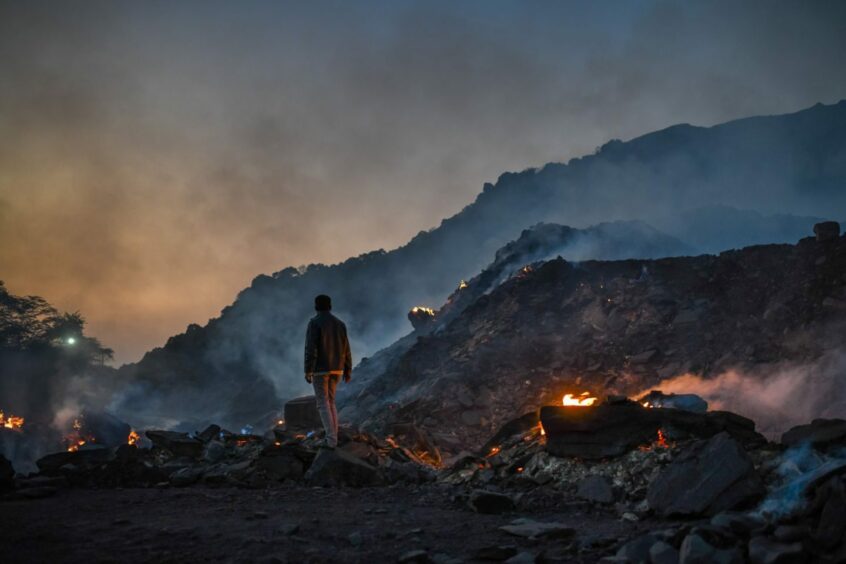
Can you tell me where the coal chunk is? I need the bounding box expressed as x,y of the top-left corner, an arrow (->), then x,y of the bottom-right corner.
648,433 -> 763,517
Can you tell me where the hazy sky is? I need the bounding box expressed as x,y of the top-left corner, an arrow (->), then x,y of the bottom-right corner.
2,0 -> 845,364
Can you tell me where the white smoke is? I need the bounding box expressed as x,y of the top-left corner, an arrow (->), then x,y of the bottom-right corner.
641,348 -> 846,440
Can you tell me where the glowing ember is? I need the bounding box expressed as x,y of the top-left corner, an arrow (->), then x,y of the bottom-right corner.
127,430 -> 140,446
411,306 -> 435,316
0,409 -> 24,430
276,419 -> 285,426
487,445 -> 501,457
538,422 -> 546,436
656,429 -> 669,448
562,392 -> 598,406
516,467 -> 524,473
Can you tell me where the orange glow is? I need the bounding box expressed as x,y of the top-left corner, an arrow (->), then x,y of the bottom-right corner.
562,392 -> 597,406
486,445 -> 501,457
0,410 -> 24,430
128,430 -> 140,446
656,429 -> 668,448
538,422 -> 546,436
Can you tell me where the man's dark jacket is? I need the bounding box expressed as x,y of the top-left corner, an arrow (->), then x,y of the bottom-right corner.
304,311 -> 352,376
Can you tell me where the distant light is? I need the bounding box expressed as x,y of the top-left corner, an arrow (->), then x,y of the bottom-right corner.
66,337 -> 76,345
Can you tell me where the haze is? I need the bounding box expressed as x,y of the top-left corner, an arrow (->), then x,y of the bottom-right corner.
2,0 -> 845,364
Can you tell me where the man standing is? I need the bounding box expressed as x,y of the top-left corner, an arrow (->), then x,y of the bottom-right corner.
304,294 -> 352,448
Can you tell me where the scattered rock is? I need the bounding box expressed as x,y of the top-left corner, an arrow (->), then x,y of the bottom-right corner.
648,433 -> 763,517
504,552 -> 535,564
499,518 -> 575,540
650,541 -> 680,564
747,536 -> 805,564
678,533 -> 741,564
473,545 -> 518,561
398,549 -> 430,563
468,489 -> 515,514
577,475 -> 615,504
616,533 -> 658,563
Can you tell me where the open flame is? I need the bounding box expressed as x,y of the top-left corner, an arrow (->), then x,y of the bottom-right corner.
458,280 -> 468,290
562,392 -> 598,406
127,430 -> 140,446
65,417 -> 95,452
0,409 -> 24,431
411,306 -> 435,316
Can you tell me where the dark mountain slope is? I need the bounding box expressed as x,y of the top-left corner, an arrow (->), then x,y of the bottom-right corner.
114,101 -> 846,429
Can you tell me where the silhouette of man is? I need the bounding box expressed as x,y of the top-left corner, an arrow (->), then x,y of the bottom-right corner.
304,294 -> 352,448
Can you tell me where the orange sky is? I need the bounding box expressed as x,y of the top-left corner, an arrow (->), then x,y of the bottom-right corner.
3,1 -> 845,364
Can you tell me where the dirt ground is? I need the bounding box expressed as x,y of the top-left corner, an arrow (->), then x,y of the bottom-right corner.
0,483 -> 657,563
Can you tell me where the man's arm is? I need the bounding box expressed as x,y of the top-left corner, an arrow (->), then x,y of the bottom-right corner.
304,320 -> 318,382
342,324 -> 352,383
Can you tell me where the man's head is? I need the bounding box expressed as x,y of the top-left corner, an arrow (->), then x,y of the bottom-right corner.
314,294 -> 332,312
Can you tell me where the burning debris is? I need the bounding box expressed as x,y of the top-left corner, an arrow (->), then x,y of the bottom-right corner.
0,410 -> 24,431
407,305 -> 436,330
562,392 -> 597,406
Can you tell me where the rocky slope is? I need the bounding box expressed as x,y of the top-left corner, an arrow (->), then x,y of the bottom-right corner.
341,225 -> 846,452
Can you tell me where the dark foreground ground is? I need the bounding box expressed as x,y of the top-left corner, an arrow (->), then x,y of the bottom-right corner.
0,484 -> 656,563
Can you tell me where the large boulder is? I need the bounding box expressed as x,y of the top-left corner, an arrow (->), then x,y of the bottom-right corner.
540,402 -> 763,459
36,445 -> 114,475
304,447 -> 384,487
813,221 -> 840,242
648,433 -> 764,517
284,396 -> 322,431
781,419 -> 846,451
145,430 -> 203,458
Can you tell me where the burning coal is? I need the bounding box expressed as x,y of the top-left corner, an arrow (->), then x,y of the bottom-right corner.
562,392 -> 597,407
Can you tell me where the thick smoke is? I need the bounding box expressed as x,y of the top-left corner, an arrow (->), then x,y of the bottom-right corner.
641,348 -> 846,439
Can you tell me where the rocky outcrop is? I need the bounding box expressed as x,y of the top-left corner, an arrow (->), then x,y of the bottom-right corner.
647,433 -> 764,517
